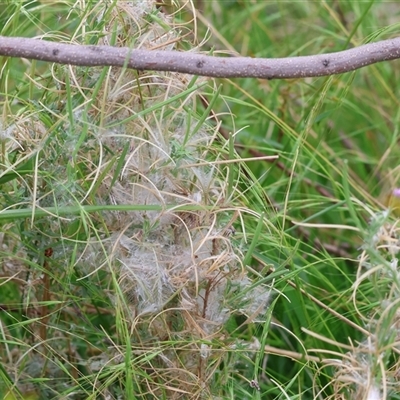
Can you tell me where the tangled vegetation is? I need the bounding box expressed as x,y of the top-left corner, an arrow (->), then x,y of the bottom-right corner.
1,1 -> 400,399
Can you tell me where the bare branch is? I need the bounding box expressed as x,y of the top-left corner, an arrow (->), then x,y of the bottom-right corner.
1,36 -> 400,79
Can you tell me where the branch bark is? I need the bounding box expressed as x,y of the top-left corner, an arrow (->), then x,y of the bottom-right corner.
1,36 -> 400,79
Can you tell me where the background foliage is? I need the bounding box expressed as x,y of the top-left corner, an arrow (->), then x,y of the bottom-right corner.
1,1 -> 400,399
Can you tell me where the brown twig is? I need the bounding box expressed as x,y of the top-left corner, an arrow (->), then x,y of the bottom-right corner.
0,36 -> 400,79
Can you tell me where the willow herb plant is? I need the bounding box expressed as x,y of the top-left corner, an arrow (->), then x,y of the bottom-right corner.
0,2 -> 272,399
